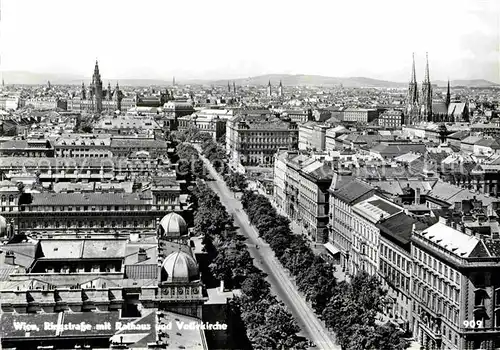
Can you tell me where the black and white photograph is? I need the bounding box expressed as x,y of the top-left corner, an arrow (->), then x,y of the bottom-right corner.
0,0 -> 499,349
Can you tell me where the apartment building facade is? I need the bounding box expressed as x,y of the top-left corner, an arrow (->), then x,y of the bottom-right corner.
226,112 -> 298,167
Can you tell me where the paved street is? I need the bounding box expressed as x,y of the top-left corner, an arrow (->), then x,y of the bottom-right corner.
196,148 -> 339,350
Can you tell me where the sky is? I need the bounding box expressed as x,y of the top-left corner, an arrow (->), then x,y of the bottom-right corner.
0,0 -> 499,82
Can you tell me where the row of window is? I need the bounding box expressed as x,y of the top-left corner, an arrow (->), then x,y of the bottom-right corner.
24,205 -> 160,212
415,266 -> 461,304
381,243 -> 411,274
21,220 -> 153,229
380,260 -> 410,293
414,246 -> 460,284
414,280 -> 460,323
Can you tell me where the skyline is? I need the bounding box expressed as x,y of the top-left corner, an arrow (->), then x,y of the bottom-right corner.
1,0 -> 499,83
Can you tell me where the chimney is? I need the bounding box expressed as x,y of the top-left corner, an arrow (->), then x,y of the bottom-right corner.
4,251 -> 15,265
415,188 -> 421,204
138,248 -> 147,263
219,280 -> 225,293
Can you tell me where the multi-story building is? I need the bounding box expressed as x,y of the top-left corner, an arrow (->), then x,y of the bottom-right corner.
343,108 -> 379,123
411,218 -> 500,350
282,109 -> 312,123
378,109 -> 404,129
94,115 -> 161,136
378,212 -> 418,335
325,126 -> 349,153
53,134 -> 112,158
329,179 -> 374,272
226,112 -> 298,167
24,98 -> 67,110
110,138 -> 169,158
0,139 -> 54,157
0,178 -> 185,234
273,151 -> 288,210
298,122 -> 330,151
51,134 -> 168,159
0,157 -> 172,184
178,109 -> 230,141
297,159 -> 336,243
0,96 -> 20,110
351,195 -> 403,276
274,150 -> 337,243
162,100 -> 196,130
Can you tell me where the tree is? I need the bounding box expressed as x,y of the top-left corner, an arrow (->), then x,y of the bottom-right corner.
241,272 -> 271,302
81,125 -> 93,133
295,256 -> 336,313
259,303 -> 301,349
321,272 -> 404,350
224,172 -> 248,191
193,206 -> 230,236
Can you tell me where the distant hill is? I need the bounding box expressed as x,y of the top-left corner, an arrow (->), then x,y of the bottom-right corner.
209,74 -> 408,88
0,71 -> 173,86
1,71 -> 85,85
1,71 -> 498,88
434,79 -> 499,88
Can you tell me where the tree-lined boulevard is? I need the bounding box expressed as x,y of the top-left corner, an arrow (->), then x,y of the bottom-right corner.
170,129 -> 408,350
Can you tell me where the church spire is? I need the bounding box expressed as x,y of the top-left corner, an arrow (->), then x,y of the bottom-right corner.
406,53 -> 419,125
445,78 -> 451,108
410,52 -> 417,84
421,52 -> 433,122
424,52 -> 430,84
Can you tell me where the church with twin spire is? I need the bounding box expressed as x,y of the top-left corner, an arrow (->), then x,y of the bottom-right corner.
406,53 -> 469,125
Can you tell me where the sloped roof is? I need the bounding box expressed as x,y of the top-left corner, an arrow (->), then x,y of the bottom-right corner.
432,102 -> 448,115
476,138 -> 500,149
377,212 -> 416,246
447,130 -> 470,140
332,179 -> 374,204
39,239 -> 127,259
448,102 -> 467,116
462,135 -> 483,145
353,195 -> 403,223
419,222 -> 479,257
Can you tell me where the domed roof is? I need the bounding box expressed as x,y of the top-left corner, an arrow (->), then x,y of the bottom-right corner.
161,250 -> 199,283
0,215 -> 6,234
159,213 -> 188,237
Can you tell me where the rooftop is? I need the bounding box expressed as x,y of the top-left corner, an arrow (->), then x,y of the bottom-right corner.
332,179 -> 374,204
353,195 -> 403,223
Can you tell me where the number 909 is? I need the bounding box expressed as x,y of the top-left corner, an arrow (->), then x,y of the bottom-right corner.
463,320 -> 483,328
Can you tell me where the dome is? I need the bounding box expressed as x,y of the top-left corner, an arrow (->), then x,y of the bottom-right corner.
161,250 -> 199,283
159,213 -> 188,237
0,215 -> 6,235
